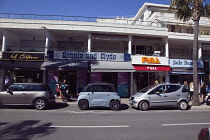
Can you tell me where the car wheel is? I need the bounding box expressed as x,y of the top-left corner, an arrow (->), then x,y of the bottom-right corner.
110,100 -> 120,111
34,98 -> 46,110
78,100 -> 89,110
178,100 -> 188,110
139,101 -> 149,111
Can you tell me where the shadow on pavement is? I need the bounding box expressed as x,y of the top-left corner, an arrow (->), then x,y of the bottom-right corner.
48,102 -> 69,110
0,105 -> 34,110
84,103 -> 130,111
0,120 -> 55,140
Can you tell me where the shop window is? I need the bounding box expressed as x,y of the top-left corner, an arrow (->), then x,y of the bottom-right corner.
132,45 -> 153,56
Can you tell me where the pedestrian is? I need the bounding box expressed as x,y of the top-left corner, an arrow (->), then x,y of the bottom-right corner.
183,81 -> 189,92
200,82 -> 207,103
189,82 -> 194,100
154,80 -> 159,84
59,79 -> 69,102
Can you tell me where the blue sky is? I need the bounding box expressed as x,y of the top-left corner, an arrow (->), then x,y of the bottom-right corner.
0,0 -> 171,17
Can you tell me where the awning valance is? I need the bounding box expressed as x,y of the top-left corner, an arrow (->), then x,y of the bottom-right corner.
170,68 -> 204,74
91,61 -> 135,72
134,65 -> 171,71
41,60 -> 88,70
0,60 -> 43,69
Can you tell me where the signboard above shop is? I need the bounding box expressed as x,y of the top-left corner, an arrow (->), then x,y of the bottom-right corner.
131,55 -> 169,66
2,52 -> 45,61
47,51 -> 131,62
170,59 -> 203,68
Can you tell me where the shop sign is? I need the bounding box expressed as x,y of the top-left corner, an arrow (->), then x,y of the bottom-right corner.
134,65 -> 171,71
131,56 -> 169,65
170,59 -> 203,68
142,57 -> 160,64
2,52 -> 45,61
52,51 -> 130,61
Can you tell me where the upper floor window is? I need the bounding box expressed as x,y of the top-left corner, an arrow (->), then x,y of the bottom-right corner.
132,45 -> 153,56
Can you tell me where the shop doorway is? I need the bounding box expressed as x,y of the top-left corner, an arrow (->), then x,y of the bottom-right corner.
58,71 -> 77,96
102,72 -> 118,89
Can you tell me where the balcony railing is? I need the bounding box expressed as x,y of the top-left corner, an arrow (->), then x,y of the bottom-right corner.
0,13 -> 166,28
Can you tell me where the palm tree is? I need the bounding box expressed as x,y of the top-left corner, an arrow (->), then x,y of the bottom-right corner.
169,0 -> 210,106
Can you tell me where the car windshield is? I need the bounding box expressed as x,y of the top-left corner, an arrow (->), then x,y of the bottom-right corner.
139,84 -> 157,93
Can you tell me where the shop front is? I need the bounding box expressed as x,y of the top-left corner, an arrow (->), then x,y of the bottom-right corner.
169,59 -> 204,84
0,52 -> 45,91
131,56 -> 170,93
42,51 -> 134,97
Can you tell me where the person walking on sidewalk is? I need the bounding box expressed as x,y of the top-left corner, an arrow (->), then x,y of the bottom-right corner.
200,82 -> 207,104
60,79 -> 69,102
189,82 -> 194,100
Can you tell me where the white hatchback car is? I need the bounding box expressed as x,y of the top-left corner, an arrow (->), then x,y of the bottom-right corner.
77,83 -> 121,110
130,83 -> 189,111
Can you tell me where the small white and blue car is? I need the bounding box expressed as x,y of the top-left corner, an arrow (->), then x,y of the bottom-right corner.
77,83 -> 121,111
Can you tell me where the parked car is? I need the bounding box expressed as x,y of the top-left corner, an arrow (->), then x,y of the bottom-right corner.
0,83 -> 55,110
77,83 -> 121,111
206,93 -> 210,105
130,83 -> 189,111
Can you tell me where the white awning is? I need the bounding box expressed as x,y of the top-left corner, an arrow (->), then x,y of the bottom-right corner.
91,61 -> 135,72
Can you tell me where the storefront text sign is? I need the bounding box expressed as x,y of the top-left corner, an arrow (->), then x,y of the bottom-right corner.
131,56 -> 169,65
170,59 -> 203,68
2,52 -> 45,61
142,57 -> 160,64
134,65 -> 171,71
53,51 -> 129,61
170,59 -> 192,67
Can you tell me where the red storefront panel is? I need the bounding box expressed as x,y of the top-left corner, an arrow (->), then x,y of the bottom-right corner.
134,65 -> 171,71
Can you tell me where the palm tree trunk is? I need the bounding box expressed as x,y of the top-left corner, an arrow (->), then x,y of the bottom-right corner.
192,20 -> 200,106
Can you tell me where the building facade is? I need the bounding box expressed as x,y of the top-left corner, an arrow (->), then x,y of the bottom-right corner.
0,3 -> 210,96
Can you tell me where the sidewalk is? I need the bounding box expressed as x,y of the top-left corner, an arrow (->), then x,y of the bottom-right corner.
55,97 -> 210,110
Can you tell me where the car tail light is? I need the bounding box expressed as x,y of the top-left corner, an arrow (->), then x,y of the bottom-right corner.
198,128 -> 210,140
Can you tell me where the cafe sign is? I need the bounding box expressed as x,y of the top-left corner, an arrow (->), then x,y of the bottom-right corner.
51,51 -> 131,61
170,59 -> 203,68
131,56 -> 169,65
2,52 -> 45,61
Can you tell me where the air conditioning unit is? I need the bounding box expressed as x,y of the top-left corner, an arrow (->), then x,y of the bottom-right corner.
153,51 -> 161,56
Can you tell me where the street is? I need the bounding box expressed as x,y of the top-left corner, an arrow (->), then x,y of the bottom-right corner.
0,103 -> 210,140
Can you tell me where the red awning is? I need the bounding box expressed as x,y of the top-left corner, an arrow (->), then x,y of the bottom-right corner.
134,65 -> 171,71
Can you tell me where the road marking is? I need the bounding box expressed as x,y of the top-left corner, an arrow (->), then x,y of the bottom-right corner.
32,125 -> 130,128
162,122 -> 210,126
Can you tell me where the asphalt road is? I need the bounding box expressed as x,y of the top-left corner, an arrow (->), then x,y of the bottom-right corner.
0,103 -> 210,140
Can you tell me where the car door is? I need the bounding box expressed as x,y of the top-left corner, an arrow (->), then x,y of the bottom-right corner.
89,85 -> 110,106
1,84 -> 27,104
165,85 -> 182,106
149,85 -> 168,107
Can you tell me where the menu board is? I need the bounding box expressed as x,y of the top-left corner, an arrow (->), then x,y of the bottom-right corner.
118,72 -> 129,97
90,72 -> 102,83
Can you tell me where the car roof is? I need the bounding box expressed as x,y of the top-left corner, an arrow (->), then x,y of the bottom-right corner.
14,83 -> 46,85
155,83 -> 183,86
88,83 -> 114,86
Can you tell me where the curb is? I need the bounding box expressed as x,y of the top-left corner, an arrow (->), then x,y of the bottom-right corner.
55,98 -> 210,110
